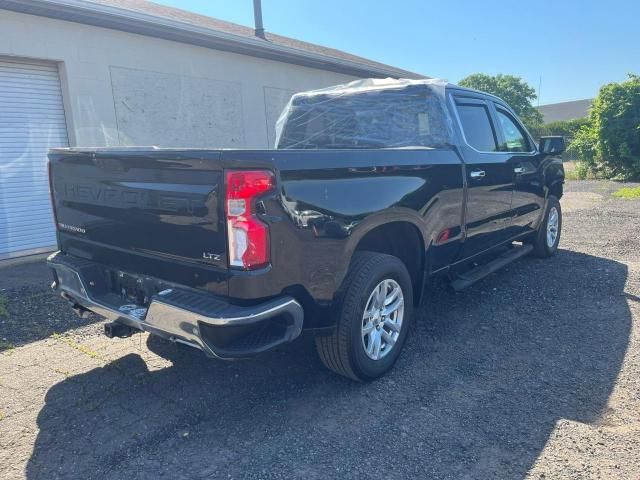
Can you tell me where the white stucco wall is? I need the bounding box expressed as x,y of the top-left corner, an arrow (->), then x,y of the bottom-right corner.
0,9 -> 357,148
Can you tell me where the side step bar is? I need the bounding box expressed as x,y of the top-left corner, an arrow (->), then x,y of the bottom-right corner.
450,244 -> 533,292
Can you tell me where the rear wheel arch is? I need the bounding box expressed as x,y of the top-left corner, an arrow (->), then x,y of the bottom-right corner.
347,220 -> 426,307
315,251 -> 415,381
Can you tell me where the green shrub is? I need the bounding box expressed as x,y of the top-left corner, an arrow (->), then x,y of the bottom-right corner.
574,161 -> 592,180
563,161 -> 592,180
572,74 -> 640,180
532,117 -> 590,139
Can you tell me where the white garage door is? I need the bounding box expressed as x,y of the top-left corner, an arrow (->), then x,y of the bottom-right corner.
0,58 -> 69,260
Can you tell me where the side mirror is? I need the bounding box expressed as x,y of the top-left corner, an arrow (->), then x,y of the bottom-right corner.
539,136 -> 565,155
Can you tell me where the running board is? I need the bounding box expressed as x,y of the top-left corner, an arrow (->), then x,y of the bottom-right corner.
450,244 -> 533,291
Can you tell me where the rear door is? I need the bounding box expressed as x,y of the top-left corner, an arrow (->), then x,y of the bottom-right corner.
452,95 -> 515,259
491,102 -> 546,236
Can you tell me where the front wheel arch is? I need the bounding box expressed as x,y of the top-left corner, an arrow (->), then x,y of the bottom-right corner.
548,180 -> 564,200
528,195 -> 562,258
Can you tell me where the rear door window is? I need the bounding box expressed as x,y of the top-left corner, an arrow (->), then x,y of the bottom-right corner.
455,101 -> 498,152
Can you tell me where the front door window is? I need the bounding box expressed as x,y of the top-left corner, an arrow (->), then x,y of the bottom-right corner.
495,109 -> 531,152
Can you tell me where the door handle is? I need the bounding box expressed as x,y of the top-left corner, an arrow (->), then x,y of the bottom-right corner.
514,166 -> 526,174
469,170 -> 486,179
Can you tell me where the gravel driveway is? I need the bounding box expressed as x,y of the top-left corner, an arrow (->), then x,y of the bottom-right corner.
1,180 -> 638,479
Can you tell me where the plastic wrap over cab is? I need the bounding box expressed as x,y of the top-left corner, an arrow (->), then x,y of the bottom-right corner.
275,78 -> 454,149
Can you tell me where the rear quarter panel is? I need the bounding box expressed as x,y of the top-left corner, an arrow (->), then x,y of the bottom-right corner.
221,149 -> 465,306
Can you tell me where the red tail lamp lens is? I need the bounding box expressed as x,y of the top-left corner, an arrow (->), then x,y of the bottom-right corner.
225,170 -> 275,270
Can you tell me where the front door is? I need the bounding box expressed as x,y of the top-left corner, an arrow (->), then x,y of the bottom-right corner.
491,103 -> 546,237
452,95 -> 515,259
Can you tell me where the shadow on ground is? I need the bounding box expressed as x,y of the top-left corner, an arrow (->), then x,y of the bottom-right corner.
26,250 -> 631,479
0,261 -> 99,350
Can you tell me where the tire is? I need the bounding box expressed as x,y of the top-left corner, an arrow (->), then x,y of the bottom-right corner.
315,251 -> 414,381
529,195 -> 562,258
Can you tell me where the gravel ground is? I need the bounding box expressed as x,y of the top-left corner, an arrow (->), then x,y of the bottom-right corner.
0,180 -> 638,479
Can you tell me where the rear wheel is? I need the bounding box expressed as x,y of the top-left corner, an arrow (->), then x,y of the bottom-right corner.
315,252 -> 413,381
529,195 -> 562,258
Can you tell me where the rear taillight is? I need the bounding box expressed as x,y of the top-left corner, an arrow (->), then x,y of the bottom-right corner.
225,170 -> 275,270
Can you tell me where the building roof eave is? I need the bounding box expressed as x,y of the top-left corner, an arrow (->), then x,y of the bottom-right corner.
0,0 -> 425,79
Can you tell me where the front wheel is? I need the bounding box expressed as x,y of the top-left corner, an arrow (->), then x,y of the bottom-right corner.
315,252 -> 413,381
529,195 -> 562,258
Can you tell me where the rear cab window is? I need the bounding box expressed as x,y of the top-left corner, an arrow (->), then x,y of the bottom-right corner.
276,84 -> 453,149
454,98 -> 498,152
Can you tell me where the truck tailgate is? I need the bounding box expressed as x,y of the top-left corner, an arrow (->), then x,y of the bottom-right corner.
48,149 -> 227,270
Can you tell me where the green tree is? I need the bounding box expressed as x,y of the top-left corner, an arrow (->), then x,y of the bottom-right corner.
572,74 -> 640,179
458,73 -> 544,132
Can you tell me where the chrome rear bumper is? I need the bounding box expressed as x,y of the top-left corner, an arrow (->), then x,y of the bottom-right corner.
47,252 -> 304,359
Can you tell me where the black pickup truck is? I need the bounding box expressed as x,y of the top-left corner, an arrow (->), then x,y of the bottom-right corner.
47,79 -> 565,381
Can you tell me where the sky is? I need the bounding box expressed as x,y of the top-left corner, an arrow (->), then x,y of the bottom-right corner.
152,0 -> 638,105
